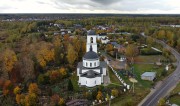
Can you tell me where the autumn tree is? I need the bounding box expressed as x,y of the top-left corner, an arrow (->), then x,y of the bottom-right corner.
18,55 -> 35,82
28,83 -> 40,95
146,37 -> 154,46
51,94 -> 60,105
36,42 -> 55,68
13,86 -> 21,95
96,91 -> 103,100
25,93 -> 38,106
53,36 -> 64,65
53,36 -> 62,47
166,30 -> 174,46
67,44 -> 77,65
81,41 -> 87,55
64,34 -> 70,41
158,98 -> 166,106
125,44 -> 139,64
106,44 -> 114,52
157,30 -> 166,39
73,37 -> 81,55
3,80 -> 12,96
176,38 -> 180,52
50,70 -> 60,83
15,94 -> 25,105
59,67 -> 67,79
1,49 -> 17,79
59,97 -> 65,106
16,94 -> 21,104
111,89 -> 119,97
37,74 -> 45,84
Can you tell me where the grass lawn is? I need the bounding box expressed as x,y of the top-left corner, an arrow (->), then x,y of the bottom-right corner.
110,86 -> 150,106
111,63 -> 166,106
133,64 -> 157,88
169,83 -> 180,105
135,55 -> 165,63
108,67 -> 121,85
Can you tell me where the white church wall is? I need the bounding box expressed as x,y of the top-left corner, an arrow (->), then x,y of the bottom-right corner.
103,68 -> 106,76
83,59 -> 100,68
86,35 -> 97,53
86,44 -> 97,53
101,74 -> 103,83
80,77 -> 101,87
77,68 -> 80,76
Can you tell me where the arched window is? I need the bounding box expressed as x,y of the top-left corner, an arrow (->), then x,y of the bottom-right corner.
90,63 -> 92,67
90,37 -> 93,43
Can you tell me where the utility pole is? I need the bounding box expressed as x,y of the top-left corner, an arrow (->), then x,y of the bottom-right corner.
116,52 -> 117,60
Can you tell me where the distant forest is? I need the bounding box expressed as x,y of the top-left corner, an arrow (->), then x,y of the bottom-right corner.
0,14 -> 180,21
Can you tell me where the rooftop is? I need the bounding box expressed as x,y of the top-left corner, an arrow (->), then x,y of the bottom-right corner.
83,45 -> 99,60
141,72 -> 156,77
87,30 -> 96,35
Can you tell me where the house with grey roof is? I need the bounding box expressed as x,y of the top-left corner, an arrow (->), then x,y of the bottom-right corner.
141,72 -> 156,81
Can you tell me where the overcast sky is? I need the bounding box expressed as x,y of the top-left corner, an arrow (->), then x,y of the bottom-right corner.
0,0 -> 180,14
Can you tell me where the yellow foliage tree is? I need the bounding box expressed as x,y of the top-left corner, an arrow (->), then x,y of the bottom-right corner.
53,36 -> 62,47
28,83 -> 39,95
36,42 -> 55,68
96,91 -> 103,100
125,44 -> 139,64
2,49 -> 17,78
158,98 -> 166,106
73,37 -> 81,54
58,97 -> 65,106
111,89 -> 119,97
14,86 -> 21,95
16,94 -> 21,104
67,44 -> 77,65
25,93 -> 38,106
59,68 -> 67,78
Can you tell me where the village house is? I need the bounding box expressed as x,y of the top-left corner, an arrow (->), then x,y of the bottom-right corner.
141,72 -> 156,81
97,33 -> 110,44
110,42 -> 126,53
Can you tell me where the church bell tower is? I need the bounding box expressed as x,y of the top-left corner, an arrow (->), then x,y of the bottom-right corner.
86,30 -> 97,53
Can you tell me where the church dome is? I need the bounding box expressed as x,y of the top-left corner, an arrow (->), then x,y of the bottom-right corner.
83,45 -> 99,60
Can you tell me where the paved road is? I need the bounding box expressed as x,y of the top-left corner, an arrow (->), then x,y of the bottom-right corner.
140,33 -> 180,106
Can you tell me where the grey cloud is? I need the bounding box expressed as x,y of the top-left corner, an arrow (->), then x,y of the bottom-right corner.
90,0 -> 120,5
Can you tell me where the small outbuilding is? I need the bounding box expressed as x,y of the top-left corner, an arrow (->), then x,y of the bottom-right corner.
141,72 -> 156,81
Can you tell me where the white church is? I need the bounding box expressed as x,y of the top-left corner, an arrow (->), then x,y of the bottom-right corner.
77,30 -> 107,87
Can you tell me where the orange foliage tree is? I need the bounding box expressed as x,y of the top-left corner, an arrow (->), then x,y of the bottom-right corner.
3,80 -> 12,96
50,70 -> 60,83
96,91 -> 103,100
